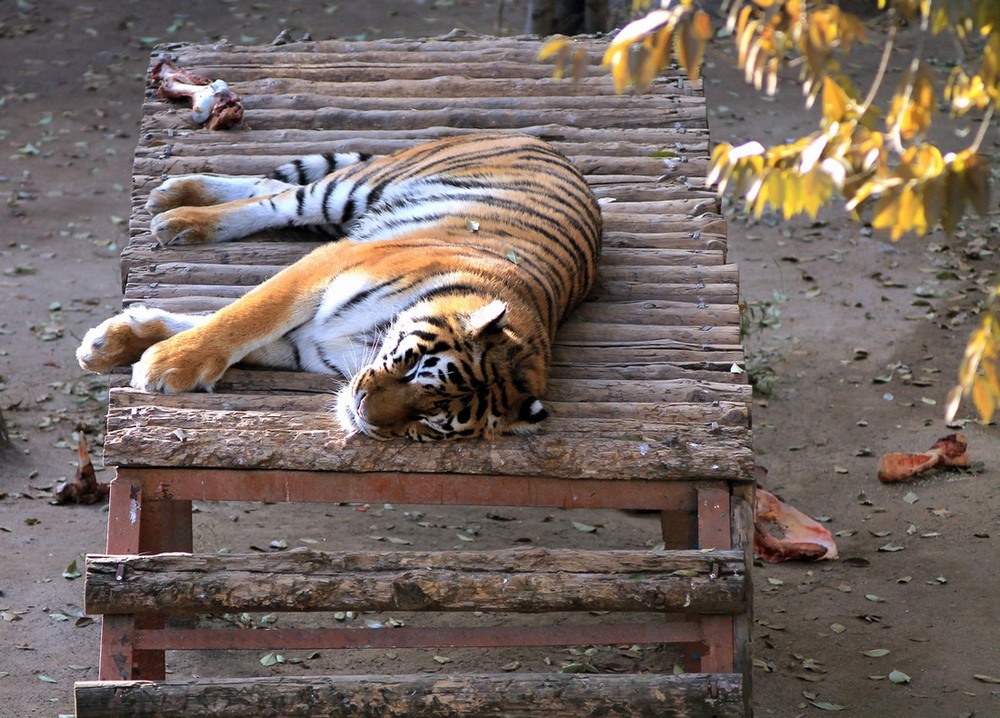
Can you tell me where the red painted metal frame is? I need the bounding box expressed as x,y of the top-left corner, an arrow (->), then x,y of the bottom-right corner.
134,622 -> 703,651
97,467 -> 740,681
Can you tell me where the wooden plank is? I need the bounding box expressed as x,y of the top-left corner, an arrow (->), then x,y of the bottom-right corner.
74,673 -> 744,718
86,548 -> 746,615
106,384 -> 751,424
101,404 -> 754,479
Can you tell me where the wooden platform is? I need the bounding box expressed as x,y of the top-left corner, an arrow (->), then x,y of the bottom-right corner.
76,34 -> 755,718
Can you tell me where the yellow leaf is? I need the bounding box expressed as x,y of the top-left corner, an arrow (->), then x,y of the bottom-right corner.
822,76 -> 849,122
607,47 -> 630,94
871,193 -> 899,235
649,25 -> 674,73
677,14 -> 708,81
539,36 -> 572,61
692,9 -> 713,41
604,10 -> 673,64
922,173 -> 946,229
971,377 -> 996,424
960,152 -> 991,216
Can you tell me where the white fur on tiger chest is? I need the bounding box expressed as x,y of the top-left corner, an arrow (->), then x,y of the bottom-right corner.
286,269 -> 460,377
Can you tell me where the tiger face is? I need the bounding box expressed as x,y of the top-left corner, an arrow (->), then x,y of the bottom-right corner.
335,299 -> 549,441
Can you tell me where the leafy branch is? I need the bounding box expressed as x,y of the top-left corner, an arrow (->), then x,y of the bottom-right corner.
541,0 -> 1000,423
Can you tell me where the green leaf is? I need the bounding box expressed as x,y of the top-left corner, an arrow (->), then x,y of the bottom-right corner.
888,669 -> 911,684
862,649 -> 890,657
572,521 -> 598,533
878,543 -> 906,552
259,652 -> 285,666
974,674 -> 1000,684
809,700 -> 847,711
62,560 -> 82,580
38,675 -> 57,683
560,661 -> 600,674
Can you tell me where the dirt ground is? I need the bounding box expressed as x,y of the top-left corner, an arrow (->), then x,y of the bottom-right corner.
1,2 -> 998,716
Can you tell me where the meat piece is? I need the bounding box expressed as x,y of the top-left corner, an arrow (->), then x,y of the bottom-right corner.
877,433 -> 969,483
754,488 -> 838,562
151,58 -> 244,130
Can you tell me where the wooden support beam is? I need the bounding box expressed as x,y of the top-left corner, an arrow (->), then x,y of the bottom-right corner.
86,548 -> 746,616
75,673 -> 745,718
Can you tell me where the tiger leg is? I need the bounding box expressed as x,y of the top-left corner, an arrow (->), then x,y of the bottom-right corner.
128,241 -> 357,392
77,305 -> 299,375
146,151 -> 376,244
146,150 -> 374,215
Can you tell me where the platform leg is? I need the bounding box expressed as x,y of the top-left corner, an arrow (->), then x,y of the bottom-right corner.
97,471 -> 192,680
696,484 -> 735,674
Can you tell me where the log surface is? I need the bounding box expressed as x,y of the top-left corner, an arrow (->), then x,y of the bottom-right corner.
86,547 -> 747,615
105,35 -> 752,485
74,673 -> 745,718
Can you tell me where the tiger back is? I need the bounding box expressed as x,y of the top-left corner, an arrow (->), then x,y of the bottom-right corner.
76,133 -> 603,441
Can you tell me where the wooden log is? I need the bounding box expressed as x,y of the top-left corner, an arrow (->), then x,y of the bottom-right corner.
238,93 -> 705,114
134,126 -> 711,157
146,101 -> 707,131
104,390 -> 751,431
86,547 -> 746,615
101,403 -> 753,479
74,672 -> 744,718
231,74 -> 676,99
131,150 -> 708,179
122,261 -> 737,289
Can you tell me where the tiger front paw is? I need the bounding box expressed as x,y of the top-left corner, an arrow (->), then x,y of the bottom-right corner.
77,308 -> 168,374
150,206 -> 221,246
131,337 -> 229,393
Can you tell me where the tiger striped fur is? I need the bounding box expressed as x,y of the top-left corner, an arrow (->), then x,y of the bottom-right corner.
77,133 -> 602,440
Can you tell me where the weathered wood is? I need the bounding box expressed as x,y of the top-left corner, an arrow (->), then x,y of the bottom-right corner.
132,151 -> 708,181
74,673 -> 744,718
106,381 -> 750,423
123,261 -> 737,290
86,547 -> 746,615
102,403 -> 754,478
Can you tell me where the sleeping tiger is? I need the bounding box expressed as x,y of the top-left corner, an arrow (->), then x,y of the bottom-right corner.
77,133 -> 603,441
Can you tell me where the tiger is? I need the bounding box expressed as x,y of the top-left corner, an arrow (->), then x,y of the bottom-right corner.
76,133 -> 603,441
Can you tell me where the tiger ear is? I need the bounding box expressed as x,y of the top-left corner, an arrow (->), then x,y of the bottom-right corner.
464,300 -> 508,337
518,397 -> 548,424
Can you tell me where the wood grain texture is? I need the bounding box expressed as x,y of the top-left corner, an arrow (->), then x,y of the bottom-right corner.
86,547 -> 746,615
75,673 -> 744,718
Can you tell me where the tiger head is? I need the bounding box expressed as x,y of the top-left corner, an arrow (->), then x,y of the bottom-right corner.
335,299 -> 549,441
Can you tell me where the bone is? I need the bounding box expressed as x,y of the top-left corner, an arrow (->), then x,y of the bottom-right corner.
151,58 -> 244,130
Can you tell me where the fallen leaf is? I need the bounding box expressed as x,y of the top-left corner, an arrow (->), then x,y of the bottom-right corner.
973,674 -> 1000,684
888,669 -> 911,684
560,662 -> 599,673
862,649 -> 890,658
809,700 -> 846,711
878,543 -> 906,552
62,560 -> 82,580
571,521 -> 598,533
259,653 -> 284,666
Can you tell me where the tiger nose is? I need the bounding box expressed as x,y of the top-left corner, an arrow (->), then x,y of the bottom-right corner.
356,385 -> 410,427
